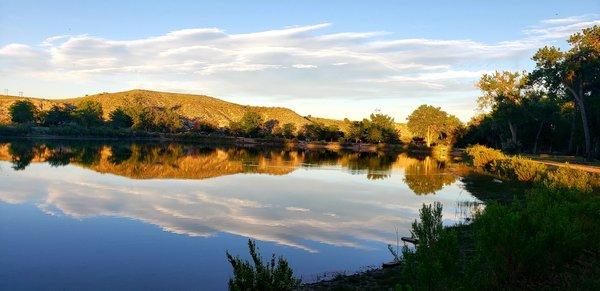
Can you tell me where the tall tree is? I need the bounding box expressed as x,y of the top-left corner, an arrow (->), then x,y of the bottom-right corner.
407,105 -> 450,147
476,71 -> 528,147
9,100 -> 37,124
74,100 -> 104,127
530,25 -> 600,160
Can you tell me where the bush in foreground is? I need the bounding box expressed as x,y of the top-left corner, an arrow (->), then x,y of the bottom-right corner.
226,239 -> 300,291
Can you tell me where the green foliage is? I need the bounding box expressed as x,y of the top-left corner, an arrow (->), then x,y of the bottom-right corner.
468,188 -> 600,289
346,113 -> 400,144
42,104 -> 75,126
230,111 -> 263,137
544,166 -> 600,193
281,123 -> 296,139
226,239 -> 300,291
407,105 -> 461,147
74,100 -> 104,127
109,107 -> 134,128
9,100 -> 37,124
400,203 -> 461,289
134,106 -> 182,133
465,144 -> 506,169
298,122 -> 342,142
492,156 -> 547,183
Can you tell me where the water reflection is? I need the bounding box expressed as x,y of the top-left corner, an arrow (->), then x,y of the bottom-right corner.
0,141 -> 458,190
0,140 -> 475,252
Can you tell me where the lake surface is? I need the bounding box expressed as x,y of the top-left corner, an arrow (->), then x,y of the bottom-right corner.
0,140 -> 483,290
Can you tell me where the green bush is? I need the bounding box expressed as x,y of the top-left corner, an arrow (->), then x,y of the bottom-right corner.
226,239 -> 300,291
543,166 -> 600,193
400,203 -> 461,290
492,156 -> 547,182
465,144 -> 506,170
468,187 -> 600,289
9,100 -> 38,124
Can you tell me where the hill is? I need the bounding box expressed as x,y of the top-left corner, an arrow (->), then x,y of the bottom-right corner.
0,89 -> 411,139
0,90 -> 322,128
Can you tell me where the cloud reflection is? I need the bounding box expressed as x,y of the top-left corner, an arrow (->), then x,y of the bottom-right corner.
0,142 -> 481,252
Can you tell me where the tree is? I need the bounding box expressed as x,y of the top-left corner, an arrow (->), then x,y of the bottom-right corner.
530,25 -> 600,160
230,111 -> 263,137
407,105 -> 454,147
476,71 -> 528,147
281,123 -> 296,139
9,100 -> 37,124
261,119 -> 280,136
109,107 -> 133,128
42,104 -> 75,126
364,113 -> 399,143
74,100 -> 104,127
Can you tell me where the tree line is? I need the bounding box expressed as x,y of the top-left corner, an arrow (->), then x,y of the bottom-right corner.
458,26 -> 600,160
6,96 -> 464,146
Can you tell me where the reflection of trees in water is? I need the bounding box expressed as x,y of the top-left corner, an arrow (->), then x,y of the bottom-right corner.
1,141 -> 457,185
344,152 -> 398,180
8,141 -> 36,170
403,156 -> 457,195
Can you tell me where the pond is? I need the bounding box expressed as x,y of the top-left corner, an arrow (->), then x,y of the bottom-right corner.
0,140 -> 483,290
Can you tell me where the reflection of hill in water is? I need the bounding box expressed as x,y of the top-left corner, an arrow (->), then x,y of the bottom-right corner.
0,141 -> 458,194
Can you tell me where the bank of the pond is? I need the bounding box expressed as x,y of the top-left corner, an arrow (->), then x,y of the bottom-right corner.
0,125 -> 411,153
300,145 -> 600,290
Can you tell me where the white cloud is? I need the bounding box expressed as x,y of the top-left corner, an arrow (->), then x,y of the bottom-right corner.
0,15 -> 598,121
292,64 -> 317,69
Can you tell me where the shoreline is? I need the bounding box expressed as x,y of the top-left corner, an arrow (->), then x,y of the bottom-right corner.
0,133 -> 411,153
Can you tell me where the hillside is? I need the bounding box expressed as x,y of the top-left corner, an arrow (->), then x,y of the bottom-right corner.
0,90 -> 412,139
0,90 -> 319,128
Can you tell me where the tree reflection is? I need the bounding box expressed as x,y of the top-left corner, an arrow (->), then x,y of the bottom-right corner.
8,141 -> 35,170
404,156 -> 457,195
1,141 -> 457,184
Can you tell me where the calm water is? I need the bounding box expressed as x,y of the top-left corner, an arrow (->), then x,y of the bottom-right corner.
0,140 -> 482,290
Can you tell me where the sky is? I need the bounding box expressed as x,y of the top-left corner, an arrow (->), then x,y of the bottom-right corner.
0,1 -> 599,121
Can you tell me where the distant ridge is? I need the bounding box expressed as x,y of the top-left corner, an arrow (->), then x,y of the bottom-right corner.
0,89 -> 319,128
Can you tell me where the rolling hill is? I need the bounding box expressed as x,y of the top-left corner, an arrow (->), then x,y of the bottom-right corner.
0,89 -> 412,140
0,89 -> 319,128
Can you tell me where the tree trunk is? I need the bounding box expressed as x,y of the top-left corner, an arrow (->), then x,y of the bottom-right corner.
508,120 -> 517,145
533,121 -> 544,154
426,126 -> 431,147
566,84 -> 592,160
568,109 -> 576,153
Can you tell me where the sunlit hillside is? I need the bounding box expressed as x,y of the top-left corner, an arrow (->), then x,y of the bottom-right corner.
0,90 -> 412,136
0,90 -> 319,128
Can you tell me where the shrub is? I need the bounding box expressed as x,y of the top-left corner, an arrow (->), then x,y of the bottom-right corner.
468,187 -> 600,289
226,239 -> 300,291
465,144 -> 505,170
492,156 -> 547,182
543,166 -> 598,193
400,202 -> 461,289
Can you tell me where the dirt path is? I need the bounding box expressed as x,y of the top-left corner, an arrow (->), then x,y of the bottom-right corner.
524,155 -> 600,173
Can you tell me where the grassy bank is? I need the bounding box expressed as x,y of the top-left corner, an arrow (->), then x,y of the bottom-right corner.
299,145 -> 600,290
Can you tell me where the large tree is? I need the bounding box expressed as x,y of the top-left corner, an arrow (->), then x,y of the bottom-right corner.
530,25 -> 600,160
407,105 -> 454,147
74,100 -> 104,127
9,100 -> 37,124
476,71 -> 528,147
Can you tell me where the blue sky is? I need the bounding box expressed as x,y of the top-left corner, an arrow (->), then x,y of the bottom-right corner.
1,1 -> 599,121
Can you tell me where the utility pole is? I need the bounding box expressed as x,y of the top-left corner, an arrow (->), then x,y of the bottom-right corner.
3,89 -> 7,95
18,91 -> 23,97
